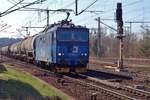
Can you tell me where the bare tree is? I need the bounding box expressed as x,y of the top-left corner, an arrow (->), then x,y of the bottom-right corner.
138,28 -> 150,58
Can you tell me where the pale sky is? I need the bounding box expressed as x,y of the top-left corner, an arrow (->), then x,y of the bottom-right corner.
0,0 -> 150,38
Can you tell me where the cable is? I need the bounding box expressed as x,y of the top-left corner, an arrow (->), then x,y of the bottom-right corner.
129,8 -> 150,20
98,0 -> 142,15
27,1 -> 75,26
0,0 -> 46,17
23,0 -> 48,27
1,0 -> 24,15
24,0 -> 57,26
75,0 -> 145,26
77,0 -> 98,15
7,0 -> 18,5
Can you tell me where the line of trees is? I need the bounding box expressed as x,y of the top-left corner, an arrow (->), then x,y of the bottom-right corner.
90,26 -> 150,59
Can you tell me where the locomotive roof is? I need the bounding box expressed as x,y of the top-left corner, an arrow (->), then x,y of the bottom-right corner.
42,20 -> 87,33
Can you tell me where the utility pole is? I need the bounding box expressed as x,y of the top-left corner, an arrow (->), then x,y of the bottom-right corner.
97,17 -> 101,58
95,17 -> 120,58
75,0 -> 78,15
129,22 -> 132,34
25,27 -> 29,37
19,8 -> 73,27
116,3 -> 125,71
95,17 -> 101,58
46,9 -> 49,26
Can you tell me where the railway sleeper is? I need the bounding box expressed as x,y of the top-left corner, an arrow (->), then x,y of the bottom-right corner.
113,97 -> 122,100
122,87 -> 150,98
72,79 -> 135,100
57,79 -> 69,86
56,78 -> 62,83
102,91 -> 119,98
88,88 -> 97,91
50,72 -> 136,100
134,92 -> 144,97
107,94 -> 122,100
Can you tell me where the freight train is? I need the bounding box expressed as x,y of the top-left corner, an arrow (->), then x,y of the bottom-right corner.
0,20 -> 89,73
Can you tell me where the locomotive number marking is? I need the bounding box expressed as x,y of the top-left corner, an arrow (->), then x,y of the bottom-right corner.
72,46 -> 78,53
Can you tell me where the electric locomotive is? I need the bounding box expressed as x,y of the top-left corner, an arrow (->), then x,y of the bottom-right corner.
35,20 -> 89,73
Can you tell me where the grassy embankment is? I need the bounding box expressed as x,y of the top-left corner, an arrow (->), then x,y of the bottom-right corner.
0,64 -> 71,100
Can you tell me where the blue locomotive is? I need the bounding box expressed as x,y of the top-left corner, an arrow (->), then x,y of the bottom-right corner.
35,21 -> 89,72
0,20 -> 89,73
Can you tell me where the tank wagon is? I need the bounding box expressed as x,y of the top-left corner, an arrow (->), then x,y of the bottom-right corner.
0,46 -> 9,55
0,20 -> 89,73
19,36 -> 38,62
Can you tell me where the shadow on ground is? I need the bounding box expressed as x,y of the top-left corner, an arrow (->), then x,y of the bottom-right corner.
0,79 -> 62,100
0,79 -> 45,100
86,70 -> 133,80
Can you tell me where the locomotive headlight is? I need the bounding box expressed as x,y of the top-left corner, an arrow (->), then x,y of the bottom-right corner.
58,53 -> 64,56
84,53 -> 87,56
81,53 -> 84,56
81,53 -> 87,56
58,53 -> 62,56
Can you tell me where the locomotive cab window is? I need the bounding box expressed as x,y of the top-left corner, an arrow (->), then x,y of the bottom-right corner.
57,30 -> 72,41
73,31 -> 88,41
57,28 -> 88,41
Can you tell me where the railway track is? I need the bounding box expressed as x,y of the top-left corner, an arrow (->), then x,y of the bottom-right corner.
90,58 -> 150,71
5,63 -> 136,100
72,73 -> 150,100
63,75 -> 136,100
89,60 -> 150,80
90,57 -> 150,65
1,56 -> 150,100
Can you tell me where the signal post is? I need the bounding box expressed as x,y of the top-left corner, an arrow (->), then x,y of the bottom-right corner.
116,3 -> 125,71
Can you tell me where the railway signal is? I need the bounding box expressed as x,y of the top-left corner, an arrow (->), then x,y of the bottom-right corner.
116,2 -> 125,71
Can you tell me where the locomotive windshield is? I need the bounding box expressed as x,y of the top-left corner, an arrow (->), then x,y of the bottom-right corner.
57,29 -> 88,41
73,32 -> 88,41
57,31 -> 72,41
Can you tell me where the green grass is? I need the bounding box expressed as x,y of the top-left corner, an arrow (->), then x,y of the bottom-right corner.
0,64 -> 70,100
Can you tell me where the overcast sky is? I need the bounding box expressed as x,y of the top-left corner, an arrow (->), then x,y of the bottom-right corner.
0,0 -> 150,38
